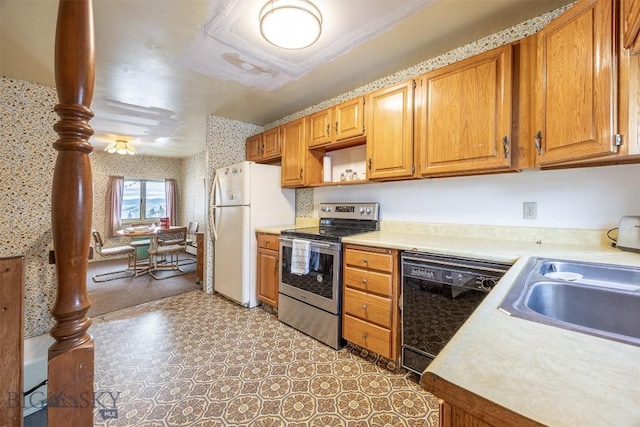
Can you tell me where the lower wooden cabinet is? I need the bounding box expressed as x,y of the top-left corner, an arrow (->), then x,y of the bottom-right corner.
195,232 -> 204,284
257,233 -> 280,308
342,244 -> 399,361
422,372 -> 543,427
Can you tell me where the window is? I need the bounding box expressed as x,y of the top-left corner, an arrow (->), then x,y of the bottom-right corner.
122,179 -> 167,221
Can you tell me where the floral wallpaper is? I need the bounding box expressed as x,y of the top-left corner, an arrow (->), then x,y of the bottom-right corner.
181,153 -> 207,235
1,77 -> 62,338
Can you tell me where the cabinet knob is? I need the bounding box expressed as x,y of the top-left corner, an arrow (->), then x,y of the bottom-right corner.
361,333 -> 367,339
362,278 -> 367,285
362,258 -> 368,264
362,304 -> 367,310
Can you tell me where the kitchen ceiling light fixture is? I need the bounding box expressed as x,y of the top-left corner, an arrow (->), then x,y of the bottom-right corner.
104,139 -> 137,155
259,0 -> 322,50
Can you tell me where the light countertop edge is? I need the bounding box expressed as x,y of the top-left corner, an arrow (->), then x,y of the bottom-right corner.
255,225 -> 296,234
342,230 -> 640,427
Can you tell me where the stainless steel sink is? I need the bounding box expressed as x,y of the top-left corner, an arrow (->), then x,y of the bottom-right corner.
499,257 -> 640,347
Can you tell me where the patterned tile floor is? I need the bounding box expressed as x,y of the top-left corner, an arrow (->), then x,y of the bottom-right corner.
92,291 -> 439,426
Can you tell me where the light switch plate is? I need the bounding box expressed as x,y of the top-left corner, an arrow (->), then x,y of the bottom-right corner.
523,202 -> 537,220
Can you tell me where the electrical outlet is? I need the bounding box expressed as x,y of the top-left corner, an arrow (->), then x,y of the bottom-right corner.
523,202 -> 537,220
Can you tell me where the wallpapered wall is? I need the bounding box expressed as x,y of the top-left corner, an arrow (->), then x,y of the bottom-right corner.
181,153 -> 208,235
1,78 -> 59,338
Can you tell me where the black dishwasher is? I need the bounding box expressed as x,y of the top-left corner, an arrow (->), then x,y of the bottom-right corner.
401,251 -> 511,374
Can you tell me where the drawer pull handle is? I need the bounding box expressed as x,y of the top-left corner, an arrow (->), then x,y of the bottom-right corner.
362,304 -> 367,310
362,279 -> 367,285
363,258 -> 368,264
361,333 -> 367,339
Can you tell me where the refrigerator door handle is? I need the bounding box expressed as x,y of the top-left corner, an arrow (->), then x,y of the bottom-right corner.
208,172 -> 221,241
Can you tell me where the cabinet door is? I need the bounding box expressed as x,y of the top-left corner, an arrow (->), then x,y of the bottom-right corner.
246,134 -> 262,162
262,127 -> 281,161
417,45 -> 513,176
281,118 -> 307,187
535,0 -> 617,165
623,0 -> 640,54
308,108 -> 333,148
335,97 -> 365,141
257,247 -> 279,308
366,80 -> 414,180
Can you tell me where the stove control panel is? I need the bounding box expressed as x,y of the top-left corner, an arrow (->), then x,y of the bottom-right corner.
318,202 -> 380,220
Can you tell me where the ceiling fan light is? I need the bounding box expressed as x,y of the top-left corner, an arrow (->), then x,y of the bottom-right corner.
259,0 -> 322,50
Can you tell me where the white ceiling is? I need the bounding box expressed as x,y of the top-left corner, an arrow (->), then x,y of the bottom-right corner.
1,0 -> 573,158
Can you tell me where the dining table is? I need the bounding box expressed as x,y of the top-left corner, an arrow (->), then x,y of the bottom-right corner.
116,225 -> 184,276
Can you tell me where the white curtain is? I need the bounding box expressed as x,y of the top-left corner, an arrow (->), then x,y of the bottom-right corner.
165,179 -> 177,225
105,176 -> 124,237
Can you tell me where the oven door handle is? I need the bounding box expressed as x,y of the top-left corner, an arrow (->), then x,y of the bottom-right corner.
279,237 -> 339,250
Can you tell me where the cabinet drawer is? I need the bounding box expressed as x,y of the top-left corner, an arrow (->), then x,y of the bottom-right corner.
344,288 -> 392,328
344,266 -> 392,297
258,233 -> 279,250
345,249 -> 393,272
343,315 -> 391,359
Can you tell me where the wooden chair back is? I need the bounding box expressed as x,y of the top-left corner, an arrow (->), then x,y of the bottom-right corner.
187,221 -> 199,235
155,227 -> 187,248
92,230 -> 104,253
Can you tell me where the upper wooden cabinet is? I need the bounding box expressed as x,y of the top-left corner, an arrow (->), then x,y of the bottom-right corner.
415,45 -> 517,176
245,133 -> 262,162
623,0 -> 640,54
534,0 -> 619,166
308,108 -> 333,148
308,97 -> 366,150
262,127 -> 281,160
366,80 -> 415,181
335,97 -> 366,141
245,127 -> 281,163
281,117 -> 323,187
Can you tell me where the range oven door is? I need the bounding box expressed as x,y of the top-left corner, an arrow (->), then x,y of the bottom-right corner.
279,237 -> 341,314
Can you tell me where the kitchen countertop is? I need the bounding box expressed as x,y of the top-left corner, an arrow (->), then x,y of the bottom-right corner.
255,225 -> 296,234
255,218 -> 319,235
342,229 -> 640,426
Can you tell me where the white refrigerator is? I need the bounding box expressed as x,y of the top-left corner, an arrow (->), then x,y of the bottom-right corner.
209,161 -> 295,308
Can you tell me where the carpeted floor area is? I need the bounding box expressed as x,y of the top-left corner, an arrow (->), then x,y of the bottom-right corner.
87,254 -> 199,317
91,291 -> 440,426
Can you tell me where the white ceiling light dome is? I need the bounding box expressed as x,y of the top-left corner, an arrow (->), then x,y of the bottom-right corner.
259,0 -> 323,50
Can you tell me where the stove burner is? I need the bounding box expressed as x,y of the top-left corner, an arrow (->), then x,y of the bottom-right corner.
281,202 -> 380,243
281,226 -> 375,242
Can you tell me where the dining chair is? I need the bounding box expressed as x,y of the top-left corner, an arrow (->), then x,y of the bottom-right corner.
148,227 -> 187,280
185,221 -> 199,246
91,230 -> 136,282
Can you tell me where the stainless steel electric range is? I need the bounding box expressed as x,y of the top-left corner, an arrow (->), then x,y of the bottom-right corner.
278,202 -> 380,349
